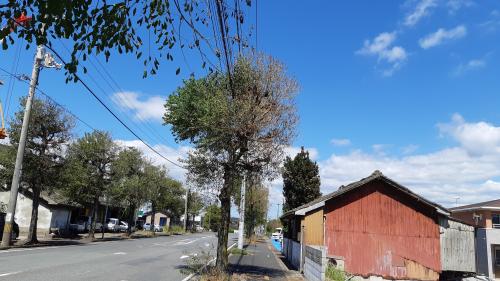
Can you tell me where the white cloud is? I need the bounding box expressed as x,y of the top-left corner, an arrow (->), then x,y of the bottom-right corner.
318,114 -> 500,207
447,0 -> 474,14
357,32 -> 407,76
419,25 -> 467,49
111,91 -> 166,122
331,138 -> 351,147
452,59 -> 486,76
437,113 -> 500,156
284,146 -> 319,161
402,144 -> 419,154
404,0 -> 437,27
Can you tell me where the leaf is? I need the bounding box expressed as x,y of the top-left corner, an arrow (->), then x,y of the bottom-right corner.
176,68 -> 180,75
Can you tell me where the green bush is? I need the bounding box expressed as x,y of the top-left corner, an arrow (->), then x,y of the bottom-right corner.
169,225 -> 185,234
326,264 -> 346,281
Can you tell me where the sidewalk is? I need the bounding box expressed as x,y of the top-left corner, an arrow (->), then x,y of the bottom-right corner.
4,230 -> 176,249
229,239 -> 303,281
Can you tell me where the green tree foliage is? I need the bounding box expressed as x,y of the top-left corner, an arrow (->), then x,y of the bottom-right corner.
142,163 -> 184,233
0,0 -> 253,80
5,97 -> 74,244
203,204 -> 221,232
63,130 -> 117,239
109,147 -> 145,235
187,190 -> 204,229
265,219 -> 282,235
164,54 -> 298,269
244,178 -> 268,238
282,147 -> 321,212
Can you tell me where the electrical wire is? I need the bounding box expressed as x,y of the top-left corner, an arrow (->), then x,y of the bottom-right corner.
46,45 -> 186,169
0,66 -> 95,131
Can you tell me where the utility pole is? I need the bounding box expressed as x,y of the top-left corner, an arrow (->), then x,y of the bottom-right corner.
276,203 -> 281,220
1,46 -> 44,247
237,174 -> 246,250
183,188 -> 189,231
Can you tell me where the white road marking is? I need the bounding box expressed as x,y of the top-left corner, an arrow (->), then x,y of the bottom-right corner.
0,246 -> 60,254
180,255 -> 189,259
113,252 -> 126,255
0,271 -> 22,277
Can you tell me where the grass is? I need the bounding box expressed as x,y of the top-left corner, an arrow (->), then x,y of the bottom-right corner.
325,264 -> 346,281
229,248 -> 248,255
163,225 -> 185,235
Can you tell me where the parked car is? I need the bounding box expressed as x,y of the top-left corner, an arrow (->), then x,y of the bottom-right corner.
271,227 -> 282,241
0,212 -> 19,240
119,221 -> 129,232
143,223 -> 162,232
106,218 -> 120,232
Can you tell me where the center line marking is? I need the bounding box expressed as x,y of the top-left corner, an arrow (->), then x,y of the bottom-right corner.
0,271 -> 22,277
113,252 -> 126,255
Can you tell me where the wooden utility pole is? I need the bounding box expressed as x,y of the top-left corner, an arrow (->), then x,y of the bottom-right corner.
1,45 -> 44,247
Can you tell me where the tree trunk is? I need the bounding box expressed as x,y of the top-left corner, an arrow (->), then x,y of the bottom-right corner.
216,167 -> 233,271
87,197 -> 99,240
150,203 -> 155,236
127,203 -> 135,236
26,186 -> 41,244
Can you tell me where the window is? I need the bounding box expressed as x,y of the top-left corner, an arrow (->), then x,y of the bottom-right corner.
493,214 -> 500,229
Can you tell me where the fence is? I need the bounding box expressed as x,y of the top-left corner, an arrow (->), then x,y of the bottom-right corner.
283,237 -> 301,269
304,245 -> 326,281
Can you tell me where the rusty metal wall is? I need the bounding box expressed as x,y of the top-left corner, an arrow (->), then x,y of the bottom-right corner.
324,181 -> 441,281
303,208 -> 324,246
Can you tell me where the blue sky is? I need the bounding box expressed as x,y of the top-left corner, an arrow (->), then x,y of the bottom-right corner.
2,0 -> 500,218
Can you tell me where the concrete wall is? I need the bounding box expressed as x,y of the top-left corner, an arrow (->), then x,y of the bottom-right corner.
0,191 -> 52,234
439,217 -> 476,272
304,245 -> 326,281
146,213 -> 170,227
283,237 -> 301,269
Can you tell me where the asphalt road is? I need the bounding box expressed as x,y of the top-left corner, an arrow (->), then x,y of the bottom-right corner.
0,232 -> 237,281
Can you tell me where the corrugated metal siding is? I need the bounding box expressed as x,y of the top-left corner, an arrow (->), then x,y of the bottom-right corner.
325,181 -> 441,281
439,217 -> 476,272
303,208 -> 324,246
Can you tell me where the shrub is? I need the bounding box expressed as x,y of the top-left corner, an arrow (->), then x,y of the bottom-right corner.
169,225 -> 185,234
326,264 -> 346,281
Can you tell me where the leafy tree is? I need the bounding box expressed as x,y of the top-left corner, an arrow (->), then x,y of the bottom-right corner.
187,190 -> 204,229
63,130 -> 117,240
282,147 -> 321,212
244,178 -> 268,238
142,163 -> 184,233
203,204 -> 221,232
266,219 -> 282,235
109,147 -> 145,235
0,1 -> 253,80
5,97 -> 74,244
164,54 -> 298,269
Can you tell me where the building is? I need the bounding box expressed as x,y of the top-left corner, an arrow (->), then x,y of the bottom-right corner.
0,189 -> 75,236
144,212 -> 170,229
281,171 -> 476,281
450,199 -> 500,279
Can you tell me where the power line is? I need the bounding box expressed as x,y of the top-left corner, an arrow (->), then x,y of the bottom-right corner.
56,39 -> 171,148
0,66 -> 95,131
45,45 -> 186,169
0,43 -> 185,170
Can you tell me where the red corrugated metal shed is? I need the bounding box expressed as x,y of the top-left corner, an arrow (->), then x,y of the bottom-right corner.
325,178 -> 441,280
